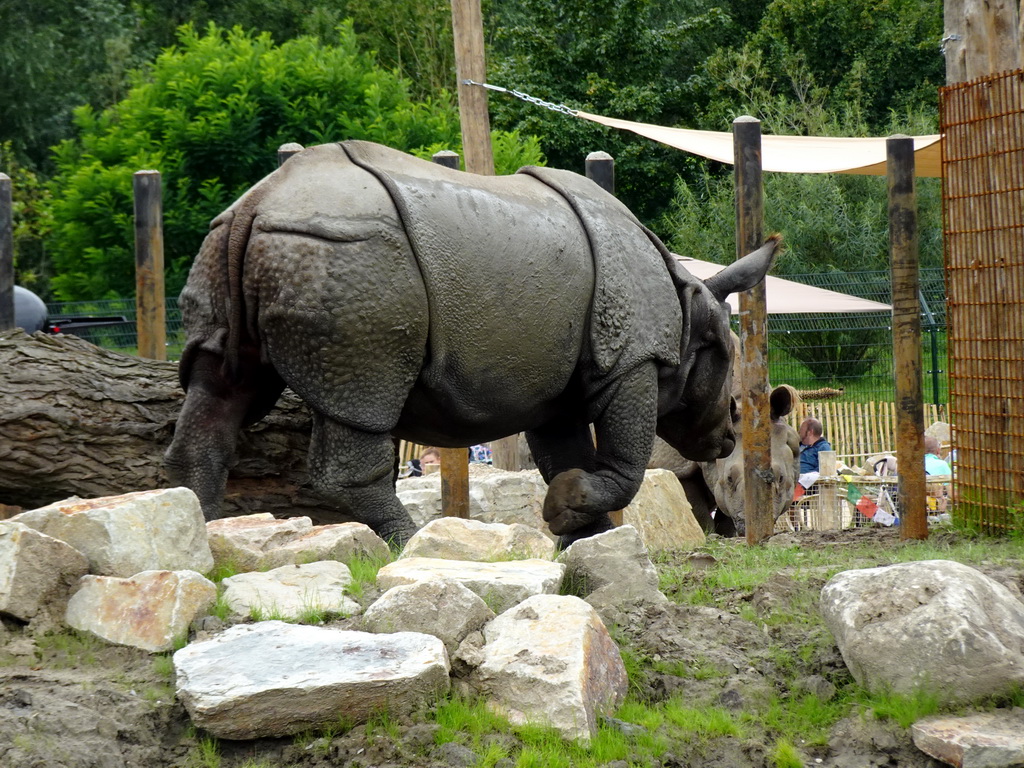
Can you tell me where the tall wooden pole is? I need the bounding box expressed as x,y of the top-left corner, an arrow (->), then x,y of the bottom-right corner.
888,136 -> 927,540
733,116 -> 774,545
0,174 -> 13,330
133,170 -> 166,361
450,0 -> 494,176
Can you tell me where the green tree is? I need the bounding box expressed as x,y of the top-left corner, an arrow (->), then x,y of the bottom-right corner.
0,0 -> 138,168
486,0 -> 734,222
46,22 -> 464,301
0,142 -> 54,296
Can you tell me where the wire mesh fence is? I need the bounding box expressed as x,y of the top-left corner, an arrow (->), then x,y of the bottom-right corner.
941,68 -> 1024,533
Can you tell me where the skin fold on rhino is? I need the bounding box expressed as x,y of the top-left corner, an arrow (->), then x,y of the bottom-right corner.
164,140 -> 780,547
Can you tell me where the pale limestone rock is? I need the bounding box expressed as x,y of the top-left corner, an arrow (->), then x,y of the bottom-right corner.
363,579 -> 495,654
401,517 -> 555,562
913,710 -> 1024,768
377,557 -> 564,614
466,594 -> 627,742
260,522 -> 390,570
0,522 -> 89,621
206,514 -> 313,572
174,622 -> 450,739
619,469 -> 705,551
12,488 -> 214,577
821,560 -> 1024,704
65,570 -> 216,652
220,561 -> 360,620
557,526 -> 667,624
397,469 -> 550,534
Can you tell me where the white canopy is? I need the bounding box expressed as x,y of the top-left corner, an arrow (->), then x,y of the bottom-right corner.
676,256 -> 892,314
578,111 -> 942,177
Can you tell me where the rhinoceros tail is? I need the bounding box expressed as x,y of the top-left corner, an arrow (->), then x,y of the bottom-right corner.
223,183 -> 270,381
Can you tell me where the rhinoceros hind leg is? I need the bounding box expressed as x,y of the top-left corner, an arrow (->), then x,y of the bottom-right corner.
536,363 -> 658,538
165,349 -> 285,520
307,413 -> 418,548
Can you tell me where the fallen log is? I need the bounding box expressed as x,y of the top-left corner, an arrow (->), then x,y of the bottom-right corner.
0,329 -> 351,523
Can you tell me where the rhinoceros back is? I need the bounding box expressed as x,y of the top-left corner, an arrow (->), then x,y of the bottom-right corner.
340,140 -> 596,434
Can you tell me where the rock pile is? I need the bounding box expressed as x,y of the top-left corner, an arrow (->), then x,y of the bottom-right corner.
0,472 -> 685,743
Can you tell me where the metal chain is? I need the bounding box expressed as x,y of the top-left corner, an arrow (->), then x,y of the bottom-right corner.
461,80 -> 579,117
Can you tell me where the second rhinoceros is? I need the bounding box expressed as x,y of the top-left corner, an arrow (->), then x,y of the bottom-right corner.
164,140 -> 779,546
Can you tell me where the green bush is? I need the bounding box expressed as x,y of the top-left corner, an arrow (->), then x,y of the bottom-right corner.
45,22 -> 474,300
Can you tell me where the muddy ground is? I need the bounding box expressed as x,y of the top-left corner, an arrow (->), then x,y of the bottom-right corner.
0,527 -> 1005,768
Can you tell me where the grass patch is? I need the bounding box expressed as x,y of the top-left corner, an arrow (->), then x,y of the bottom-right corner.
34,629 -> 104,668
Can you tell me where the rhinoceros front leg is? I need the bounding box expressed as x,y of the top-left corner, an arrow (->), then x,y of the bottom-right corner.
532,363 -> 658,546
307,413 -> 418,549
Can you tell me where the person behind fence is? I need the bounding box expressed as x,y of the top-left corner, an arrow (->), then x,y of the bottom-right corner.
924,435 -> 952,476
407,446 -> 441,477
798,418 -> 832,473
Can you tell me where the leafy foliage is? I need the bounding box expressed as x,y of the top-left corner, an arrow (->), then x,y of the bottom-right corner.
487,0 -> 735,222
0,0 -> 139,168
0,143 -> 53,296
45,22 -> 465,300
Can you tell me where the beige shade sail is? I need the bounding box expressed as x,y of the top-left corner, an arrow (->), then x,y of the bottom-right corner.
676,256 -> 892,314
577,111 -> 942,177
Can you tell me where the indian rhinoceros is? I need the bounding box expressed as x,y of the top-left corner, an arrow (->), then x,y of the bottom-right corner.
650,387 -> 800,536
164,140 -> 779,546
649,330 -> 800,536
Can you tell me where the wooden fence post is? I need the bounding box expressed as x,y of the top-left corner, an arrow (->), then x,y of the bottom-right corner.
278,143 -> 304,167
133,170 -> 166,361
888,135 -> 927,540
733,116 -> 774,545
0,174 -> 13,330
585,151 -> 615,194
450,0 -> 494,177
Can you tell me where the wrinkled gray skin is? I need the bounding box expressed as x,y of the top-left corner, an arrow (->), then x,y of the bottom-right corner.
164,141 -> 779,547
649,380 -> 800,536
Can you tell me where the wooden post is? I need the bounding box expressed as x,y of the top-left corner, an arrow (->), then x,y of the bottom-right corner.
818,450 -> 839,528
942,0 -> 1022,84
0,174 -> 13,330
133,171 -> 166,361
733,116 -> 774,545
432,150 -> 460,170
585,151 -> 615,194
450,0 -> 494,176
887,135 -> 927,540
277,142 -> 304,167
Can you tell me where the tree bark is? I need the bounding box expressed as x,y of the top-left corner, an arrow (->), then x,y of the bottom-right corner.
0,329 -> 351,523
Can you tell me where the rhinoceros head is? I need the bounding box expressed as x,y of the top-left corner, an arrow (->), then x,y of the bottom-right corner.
655,235 -> 781,462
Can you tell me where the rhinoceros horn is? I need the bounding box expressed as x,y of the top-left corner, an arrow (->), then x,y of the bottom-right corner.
704,234 -> 782,303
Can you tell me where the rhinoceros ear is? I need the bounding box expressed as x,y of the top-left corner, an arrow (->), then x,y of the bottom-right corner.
770,383 -> 800,421
704,234 -> 782,303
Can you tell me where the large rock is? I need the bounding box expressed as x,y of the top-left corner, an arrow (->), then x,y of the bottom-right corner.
462,594 -> 627,742
207,515 -> 389,573
617,469 -> 705,551
65,570 -> 216,652
557,525 -> 667,624
913,710 -> 1024,768
396,468 -> 550,533
174,622 -> 450,739
363,579 -> 495,654
377,557 -> 565,615
821,560 -> 1024,704
0,521 -> 90,621
401,517 -> 555,562
220,560 -> 361,620
11,488 -> 214,577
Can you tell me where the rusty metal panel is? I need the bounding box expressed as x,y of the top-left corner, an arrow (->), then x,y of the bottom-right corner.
940,70 -> 1024,532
